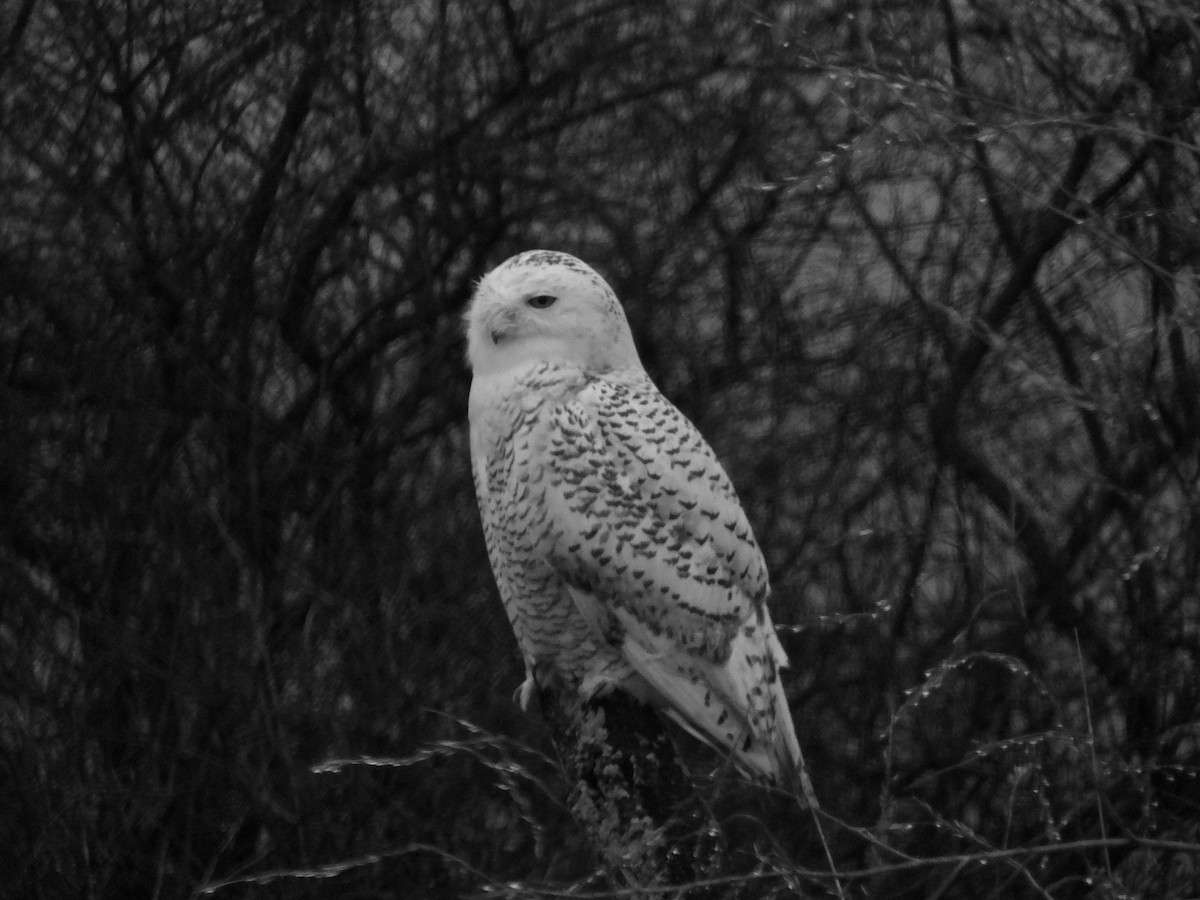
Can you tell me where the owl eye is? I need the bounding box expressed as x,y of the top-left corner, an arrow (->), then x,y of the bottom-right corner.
526,294 -> 558,309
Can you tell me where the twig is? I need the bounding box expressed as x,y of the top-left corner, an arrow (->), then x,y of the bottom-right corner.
1076,629 -> 1112,880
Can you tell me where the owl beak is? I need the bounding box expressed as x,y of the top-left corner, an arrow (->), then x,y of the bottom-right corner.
487,307 -> 520,344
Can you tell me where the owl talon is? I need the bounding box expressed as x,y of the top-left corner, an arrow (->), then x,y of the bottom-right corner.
514,673 -> 537,711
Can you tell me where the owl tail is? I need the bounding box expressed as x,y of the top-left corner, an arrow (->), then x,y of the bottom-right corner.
616,608 -> 817,806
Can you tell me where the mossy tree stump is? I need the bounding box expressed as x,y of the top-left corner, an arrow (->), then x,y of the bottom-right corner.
543,688 -> 726,894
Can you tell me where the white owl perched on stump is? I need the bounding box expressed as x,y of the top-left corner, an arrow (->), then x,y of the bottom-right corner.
465,250 -> 810,792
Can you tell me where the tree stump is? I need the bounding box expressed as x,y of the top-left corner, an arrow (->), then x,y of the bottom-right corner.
544,688 -> 724,893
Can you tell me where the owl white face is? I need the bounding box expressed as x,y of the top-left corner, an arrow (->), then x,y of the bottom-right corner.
465,251 -> 641,377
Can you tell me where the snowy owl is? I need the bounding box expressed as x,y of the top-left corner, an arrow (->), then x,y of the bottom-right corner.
465,249 -> 806,788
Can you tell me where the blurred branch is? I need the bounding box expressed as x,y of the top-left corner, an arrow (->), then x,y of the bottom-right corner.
938,0 -> 1019,255
0,0 -> 38,82
225,3 -> 342,312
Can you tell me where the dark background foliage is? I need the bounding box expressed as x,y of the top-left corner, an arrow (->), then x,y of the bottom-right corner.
1,0 -> 1197,897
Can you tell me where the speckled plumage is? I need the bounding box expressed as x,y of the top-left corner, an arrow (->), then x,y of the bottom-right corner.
465,250 -> 803,785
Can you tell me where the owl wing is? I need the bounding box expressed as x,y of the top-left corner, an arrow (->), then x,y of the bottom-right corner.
540,372 -> 801,784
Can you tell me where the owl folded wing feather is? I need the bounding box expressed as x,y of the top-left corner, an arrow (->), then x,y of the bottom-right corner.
536,374 -> 800,783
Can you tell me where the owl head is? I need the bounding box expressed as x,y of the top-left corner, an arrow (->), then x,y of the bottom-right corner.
465,251 -> 641,377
